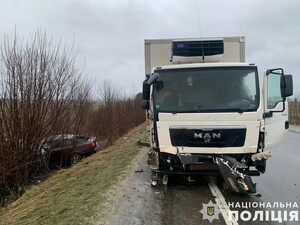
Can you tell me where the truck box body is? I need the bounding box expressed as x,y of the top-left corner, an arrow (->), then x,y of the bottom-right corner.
144,36 -> 245,75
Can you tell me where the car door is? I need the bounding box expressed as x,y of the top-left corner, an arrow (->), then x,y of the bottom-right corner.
264,68 -> 292,150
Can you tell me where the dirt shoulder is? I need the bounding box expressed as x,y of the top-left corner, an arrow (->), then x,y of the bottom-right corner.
92,146 -> 226,225
91,146 -> 162,225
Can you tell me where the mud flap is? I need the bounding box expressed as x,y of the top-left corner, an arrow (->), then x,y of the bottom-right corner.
215,156 -> 256,194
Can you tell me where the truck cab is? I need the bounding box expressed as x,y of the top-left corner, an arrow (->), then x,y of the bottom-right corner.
142,37 -> 293,194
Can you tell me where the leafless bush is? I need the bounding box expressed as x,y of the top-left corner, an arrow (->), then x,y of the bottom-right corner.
288,97 -> 300,125
87,81 -> 145,148
0,30 -> 145,207
0,31 -> 91,204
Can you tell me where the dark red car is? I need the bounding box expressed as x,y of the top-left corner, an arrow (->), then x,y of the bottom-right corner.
40,134 -> 99,168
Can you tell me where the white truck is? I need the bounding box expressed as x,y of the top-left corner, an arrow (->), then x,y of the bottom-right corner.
142,36 -> 293,194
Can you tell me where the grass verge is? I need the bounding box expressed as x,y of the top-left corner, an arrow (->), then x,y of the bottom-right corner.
0,123 -> 148,225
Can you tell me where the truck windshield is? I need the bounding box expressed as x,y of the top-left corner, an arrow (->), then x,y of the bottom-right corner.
153,66 -> 259,113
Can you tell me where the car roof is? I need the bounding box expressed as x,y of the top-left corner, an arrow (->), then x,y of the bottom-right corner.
44,134 -> 76,141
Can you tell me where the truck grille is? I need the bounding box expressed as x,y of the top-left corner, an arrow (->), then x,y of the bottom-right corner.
169,125 -> 246,148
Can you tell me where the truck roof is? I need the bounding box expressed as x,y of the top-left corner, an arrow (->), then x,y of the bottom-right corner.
153,62 -> 256,72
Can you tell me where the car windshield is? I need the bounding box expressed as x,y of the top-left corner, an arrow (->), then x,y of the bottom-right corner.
153,66 -> 259,113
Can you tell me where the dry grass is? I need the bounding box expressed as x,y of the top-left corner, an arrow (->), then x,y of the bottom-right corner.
0,123 -> 148,225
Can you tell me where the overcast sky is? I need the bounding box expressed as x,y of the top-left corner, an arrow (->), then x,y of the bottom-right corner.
0,0 -> 299,96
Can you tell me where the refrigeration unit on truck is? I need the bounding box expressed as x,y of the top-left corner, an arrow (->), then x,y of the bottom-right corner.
142,36 -> 293,194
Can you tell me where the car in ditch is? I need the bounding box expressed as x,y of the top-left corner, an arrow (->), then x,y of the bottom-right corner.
40,134 -> 99,168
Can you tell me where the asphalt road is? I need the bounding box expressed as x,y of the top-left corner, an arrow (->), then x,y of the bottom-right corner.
254,131 -> 300,204
96,131 -> 300,225
252,130 -> 300,225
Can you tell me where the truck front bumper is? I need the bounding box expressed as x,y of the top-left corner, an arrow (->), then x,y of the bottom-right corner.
148,151 -> 258,194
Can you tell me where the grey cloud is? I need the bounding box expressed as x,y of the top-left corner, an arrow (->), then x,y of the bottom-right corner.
0,0 -> 299,95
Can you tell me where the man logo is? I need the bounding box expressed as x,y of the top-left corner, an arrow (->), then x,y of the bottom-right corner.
194,132 -> 221,139
194,132 -> 221,143
199,200 -> 220,223
207,206 -> 215,216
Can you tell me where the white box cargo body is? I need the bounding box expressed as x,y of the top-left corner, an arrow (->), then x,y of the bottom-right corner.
144,36 -> 245,75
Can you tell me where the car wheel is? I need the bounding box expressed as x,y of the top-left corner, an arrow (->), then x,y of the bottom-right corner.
71,153 -> 82,165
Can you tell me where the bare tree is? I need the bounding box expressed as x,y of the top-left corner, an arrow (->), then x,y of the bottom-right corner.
0,30 -> 146,206
289,98 -> 300,125
89,81 -> 145,148
98,81 -> 119,146
0,30 -> 91,203
70,81 -> 92,134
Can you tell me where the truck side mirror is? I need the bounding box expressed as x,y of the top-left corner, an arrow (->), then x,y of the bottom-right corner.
142,100 -> 149,110
142,72 -> 160,101
143,80 -> 150,100
147,72 -> 159,85
281,75 -> 293,98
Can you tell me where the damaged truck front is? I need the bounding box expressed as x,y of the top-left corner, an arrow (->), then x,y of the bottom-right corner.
142,36 -> 293,194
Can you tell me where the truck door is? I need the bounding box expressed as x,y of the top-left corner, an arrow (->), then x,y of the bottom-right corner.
264,68 -> 293,149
